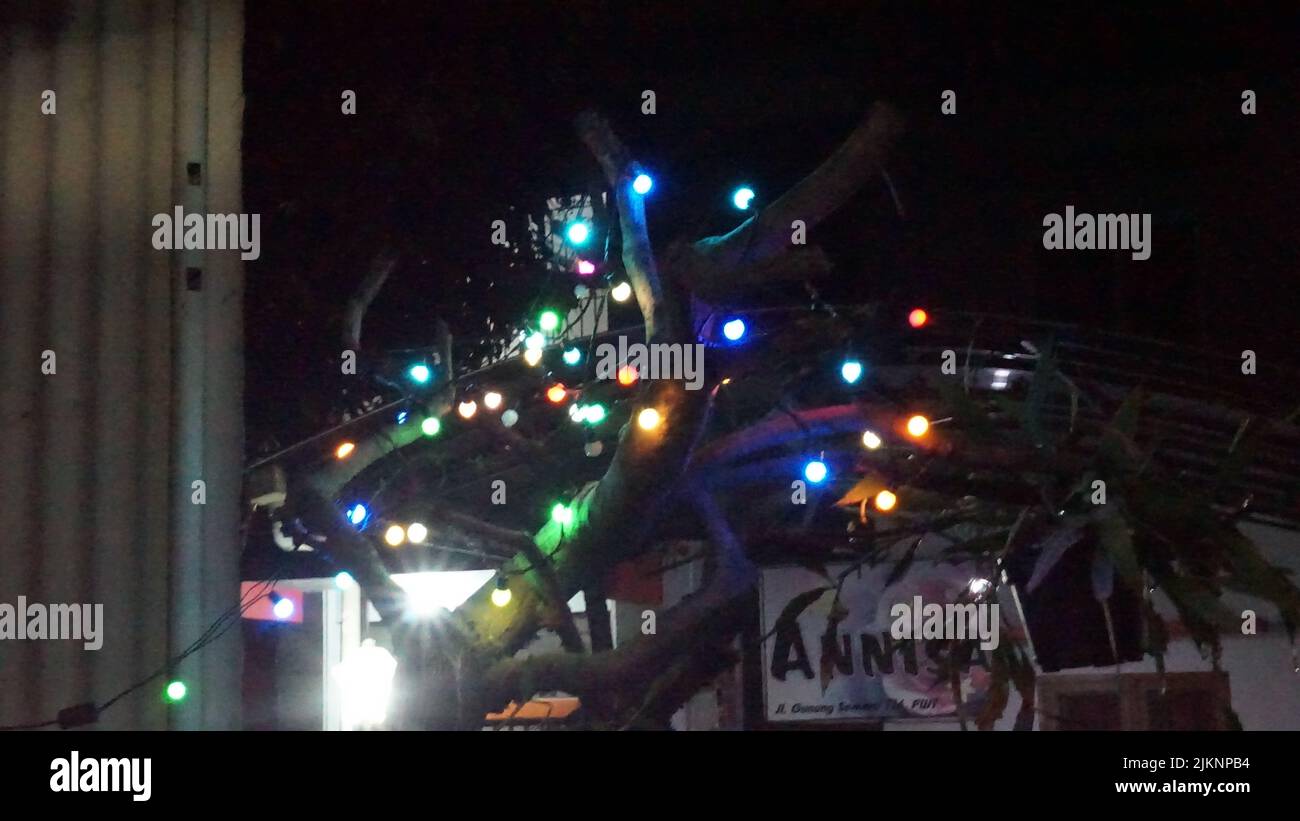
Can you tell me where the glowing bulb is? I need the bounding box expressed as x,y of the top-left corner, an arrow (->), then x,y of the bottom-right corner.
483,391 -> 503,410
334,572 -> 357,590
637,408 -> 662,431
165,680 -> 188,703
908,308 -> 929,328
421,417 -> 441,437
501,409 -> 519,427
271,594 -> 295,620
566,221 -> 591,245
408,364 -> 431,384
539,310 -> 560,333
407,522 -> 428,543
347,503 -> 368,525
611,282 -> 632,302
563,347 -> 582,365
458,400 -> 478,419
874,489 -> 898,512
861,430 -> 883,450
568,403 -> 584,422
384,525 -> 406,547
335,441 -> 356,459
632,173 -> 654,195
732,186 -> 756,210
525,332 -> 545,351
617,365 -> 639,386
906,414 -> 930,438
722,318 -> 746,341
552,503 -> 574,525
840,360 -> 864,384
803,460 -> 828,484
547,384 -> 567,404
968,577 -> 993,598
491,580 -> 512,608
576,259 -> 596,276
524,348 -> 543,367
396,410 -> 409,424
583,403 -> 607,425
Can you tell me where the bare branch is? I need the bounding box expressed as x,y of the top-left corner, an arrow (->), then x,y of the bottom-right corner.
343,247 -> 400,352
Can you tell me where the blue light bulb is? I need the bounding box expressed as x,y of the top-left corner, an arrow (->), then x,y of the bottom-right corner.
840,360 -> 864,384
732,187 -> 755,210
632,174 -> 653,195
803,460 -> 828,484
722,318 -> 746,342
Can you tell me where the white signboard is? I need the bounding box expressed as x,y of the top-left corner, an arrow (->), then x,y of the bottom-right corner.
759,561 -> 993,723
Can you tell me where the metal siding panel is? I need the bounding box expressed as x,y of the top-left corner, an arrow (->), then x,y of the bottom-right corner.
0,0 -> 243,731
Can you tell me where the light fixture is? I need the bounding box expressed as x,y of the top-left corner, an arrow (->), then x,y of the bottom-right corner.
335,441 -> 356,460
968,577 -> 993,599
539,310 -> 560,333
333,638 -> 397,730
840,359 -> 864,384
551,503 -> 573,526
906,414 -> 930,438
874,489 -> 898,512
406,522 -> 428,543
583,403 -> 607,425
483,391 -> 503,410
269,592 -> 294,621
334,572 -> 357,590
565,221 -> 591,245
617,365 -> 639,386
803,459 -> 828,484
610,282 -> 632,302
861,430 -> 883,450
546,384 -> 567,404
347,503 -> 368,526
396,410 -> 409,425
458,400 -> 478,419
908,308 -> 928,328
563,347 -> 582,365
732,186 -> 756,210
384,524 -> 406,547
421,417 -> 441,437
637,408 -> 662,431
576,259 -> 596,276
525,331 -> 545,351
501,409 -> 519,427
632,173 -> 654,195
722,317 -> 747,342
491,577 -> 512,607
524,348 -> 543,367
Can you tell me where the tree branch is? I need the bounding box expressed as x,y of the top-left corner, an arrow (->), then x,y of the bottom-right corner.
343,247 -> 400,352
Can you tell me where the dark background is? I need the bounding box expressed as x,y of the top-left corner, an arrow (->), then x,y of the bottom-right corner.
243,2 -> 1299,449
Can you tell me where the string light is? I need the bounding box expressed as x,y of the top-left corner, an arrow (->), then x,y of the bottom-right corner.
576,259 -> 596,276
384,525 -> 406,547
335,441 -> 356,459
408,364 -> 431,384
874,489 -> 898,512
407,522 -> 428,543
396,411 -> 409,425
524,348 -> 543,367
491,577 -> 512,607
861,430 -> 883,450
840,359 -> 864,384
565,222 -> 591,246
164,680 -> 188,703
583,404 -> 607,425
722,318 -> 747,341
637,408 -> 662,431
551,503 -> 574,526
334,572 -> 357,590
483,391 -> 503,410
539,310 -> 560,333
803,459 -> 829,484
617,365 -> 639,386
908,308 -> 929,328
632,173 -> 654,195
547,384 -> 568,404
501,409 -> 519,427
611,282 -> 632,302
421,417 -> 441,437
458,400 -> 478,419
347,503 -> 368,526
906,414 -> 930,438
525,332 -> 545,351
732,186 -> 756,210
269,592 -> 295,621
563,347 -> 582,365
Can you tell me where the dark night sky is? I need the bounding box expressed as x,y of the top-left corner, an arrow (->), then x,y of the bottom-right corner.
242,2 -> 1299,448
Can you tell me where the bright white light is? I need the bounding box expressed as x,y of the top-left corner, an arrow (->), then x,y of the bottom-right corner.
272,596 -> 294,620
334,572 -> 357,590
991,369 -> 1011,391
732,186 -> 755,210
394,569 -> 496,617
333,638 -> 398,730
483,391 -> 503,410
968,577 -> 993,598
406,522 -> 428,543
632,173 -> 653,195
861,430 -> 883,450
610,282 -> 632,302
523,348 -> 543,367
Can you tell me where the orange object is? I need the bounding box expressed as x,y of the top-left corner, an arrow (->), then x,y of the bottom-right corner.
908,308 -> 928,328
546,384 -> 567,404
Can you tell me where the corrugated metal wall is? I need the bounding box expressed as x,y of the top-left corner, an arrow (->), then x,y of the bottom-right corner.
0,0 -> 244,730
